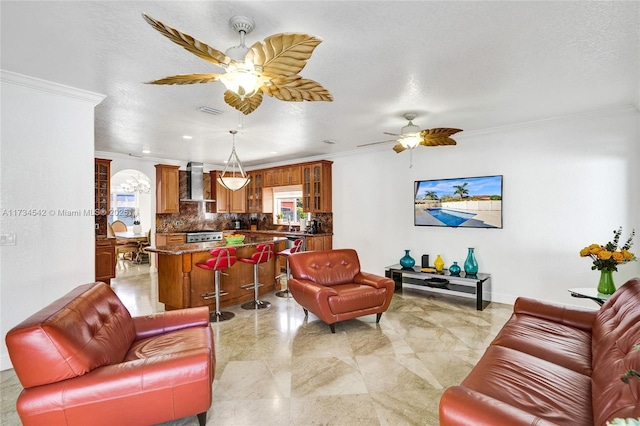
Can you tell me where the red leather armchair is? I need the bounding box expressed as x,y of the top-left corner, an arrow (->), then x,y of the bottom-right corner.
288,249 -> 395,333
5,282 -> 215,426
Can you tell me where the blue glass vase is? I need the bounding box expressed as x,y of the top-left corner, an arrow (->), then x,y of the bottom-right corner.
464,248 -> 478,275
449,261 -> 461,276
400,250 -> 415,269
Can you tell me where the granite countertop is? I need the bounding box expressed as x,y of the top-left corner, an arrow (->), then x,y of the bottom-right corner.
146,235 -> 288,255
156,230 -> 332,237
242,230 -> 333,237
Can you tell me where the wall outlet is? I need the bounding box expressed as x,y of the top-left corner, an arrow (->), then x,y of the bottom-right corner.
1,233 -> 17,246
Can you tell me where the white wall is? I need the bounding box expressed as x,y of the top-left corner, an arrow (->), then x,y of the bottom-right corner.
332,106 -> 640,308
0,71 -> 105,370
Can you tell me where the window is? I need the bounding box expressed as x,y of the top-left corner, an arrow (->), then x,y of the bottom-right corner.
108,194 -> 136,226
273,189 -> 304,224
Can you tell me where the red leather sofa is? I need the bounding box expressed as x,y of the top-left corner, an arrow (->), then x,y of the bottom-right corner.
288,248 -> 395,333
5,282 -> 215,426
439,277 -> 640,425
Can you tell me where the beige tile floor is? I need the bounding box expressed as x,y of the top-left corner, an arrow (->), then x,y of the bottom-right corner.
1,262 -> 513,425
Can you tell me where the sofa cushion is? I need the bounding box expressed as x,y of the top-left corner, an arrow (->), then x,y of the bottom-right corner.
591,278 -> 640,424
327,283 -> 388,314
491,313 -> 593,375
125,326 -> 214,363
461,345 -> 593,425
6,283 -> 136,388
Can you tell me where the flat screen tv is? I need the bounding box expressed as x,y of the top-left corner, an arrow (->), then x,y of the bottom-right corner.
414,175 -> 503,228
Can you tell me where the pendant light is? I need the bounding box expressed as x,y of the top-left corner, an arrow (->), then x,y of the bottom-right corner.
218,130 -> 250,191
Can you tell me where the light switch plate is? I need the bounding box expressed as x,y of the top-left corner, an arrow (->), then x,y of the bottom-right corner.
1,233 -> 17,246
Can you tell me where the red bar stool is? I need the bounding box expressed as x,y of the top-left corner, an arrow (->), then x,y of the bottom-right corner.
195,247 -> 237,322
240,243 -> 274,310
275,238 -> 305,298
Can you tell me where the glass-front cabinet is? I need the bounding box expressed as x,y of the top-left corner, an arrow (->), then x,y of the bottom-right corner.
302,161 -> 332,213
246,171 -> 263,213
94,159 -> 111,215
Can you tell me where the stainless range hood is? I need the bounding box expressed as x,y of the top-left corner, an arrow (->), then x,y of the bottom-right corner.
180,162 -> 215,202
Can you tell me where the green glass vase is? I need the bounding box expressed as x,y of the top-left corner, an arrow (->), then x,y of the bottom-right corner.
597,269 -> 616,295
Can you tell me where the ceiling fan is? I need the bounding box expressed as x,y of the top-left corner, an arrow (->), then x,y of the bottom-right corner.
142,13 -> 333,115
357,113 -> 462,167
358,113 -> 463,152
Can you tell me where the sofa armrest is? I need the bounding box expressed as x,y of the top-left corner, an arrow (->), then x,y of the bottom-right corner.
439,386 -> 556,426
353,272 -> 395,289
514,297 -> 596,332
132,307 -> 210,340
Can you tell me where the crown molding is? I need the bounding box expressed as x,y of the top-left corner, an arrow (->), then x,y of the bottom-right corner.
1,69 -> 105,105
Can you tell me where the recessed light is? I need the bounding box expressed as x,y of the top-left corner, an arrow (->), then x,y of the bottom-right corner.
142,149 -> 151,154
183,135 -> 193,140
323,139 -> 336,145
270,151 -> 278,154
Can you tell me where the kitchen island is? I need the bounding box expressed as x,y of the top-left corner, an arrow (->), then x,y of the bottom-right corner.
147,236 -> 287,311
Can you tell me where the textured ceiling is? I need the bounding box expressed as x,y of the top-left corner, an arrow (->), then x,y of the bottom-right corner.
2,1 -> 638,167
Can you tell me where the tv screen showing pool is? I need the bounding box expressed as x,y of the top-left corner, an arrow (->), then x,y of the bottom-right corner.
414,175 -> 503,228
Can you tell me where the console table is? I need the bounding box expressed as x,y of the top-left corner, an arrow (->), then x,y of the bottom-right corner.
385,264 -> 491,310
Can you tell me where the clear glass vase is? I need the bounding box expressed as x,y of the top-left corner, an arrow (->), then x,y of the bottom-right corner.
597,269 -> 616,295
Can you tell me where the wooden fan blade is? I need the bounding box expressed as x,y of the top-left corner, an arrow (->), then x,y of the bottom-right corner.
419,128 -> 463,138
262,76 -> 333,102
356,139 -> 397,148
146,73 -> 221,85
247,33 -> 322,78
392,142 -> 407,153
224,91 -> 263,115
419,136 -> 458,147
142,13 -> 230,66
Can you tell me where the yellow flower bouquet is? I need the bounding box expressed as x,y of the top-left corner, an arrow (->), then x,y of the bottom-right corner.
579,227 -> 636,272
580,227 -> 636,294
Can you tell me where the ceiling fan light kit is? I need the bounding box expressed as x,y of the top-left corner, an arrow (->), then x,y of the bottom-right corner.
142,13 -> 332,115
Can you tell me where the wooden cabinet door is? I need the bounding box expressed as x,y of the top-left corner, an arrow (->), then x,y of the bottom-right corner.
213,171 -> 246,213
95,238 -> 115,283
94,159 -> 111,215
302,161 -> 332,213
289,165 -> 302,185
230,185 -> 247,213
155,165 -> 180,214
246,172 -> 263,213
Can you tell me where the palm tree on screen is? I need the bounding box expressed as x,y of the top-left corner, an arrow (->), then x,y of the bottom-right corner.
453,183 -> 469,199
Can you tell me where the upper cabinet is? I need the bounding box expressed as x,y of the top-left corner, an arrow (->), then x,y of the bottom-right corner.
302,161 -> 332,213
211,171 -> 247,213
155,164 -> 180,214
94,158 -> 111,215
263,165 -> 302,187
246,171 -> 263,213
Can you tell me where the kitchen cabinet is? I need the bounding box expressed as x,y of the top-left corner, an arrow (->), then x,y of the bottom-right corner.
264,165 -> 302,187
155,164 -> 180,214
94,159 -> 111,215
211,171 -> 246,213
246,171 -> 263,213
282,165 -> 302,185
155,233 -> 186,246
95,238 -> 116,284
302,161 -> 332,213
305,235 -> 333,251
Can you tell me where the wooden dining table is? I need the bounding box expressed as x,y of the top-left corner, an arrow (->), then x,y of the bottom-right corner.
114,231 -> 149,263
